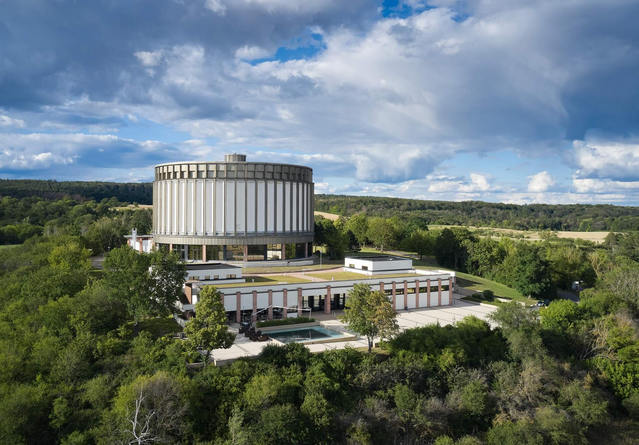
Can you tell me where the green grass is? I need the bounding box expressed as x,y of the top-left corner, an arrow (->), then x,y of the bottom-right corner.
213,275 -> 311,288
0,244 -> 19,250
309,271 -> 368,281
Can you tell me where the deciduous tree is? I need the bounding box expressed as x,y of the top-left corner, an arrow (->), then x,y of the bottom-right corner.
342,283 -> 398,353
184,286 -> 235,365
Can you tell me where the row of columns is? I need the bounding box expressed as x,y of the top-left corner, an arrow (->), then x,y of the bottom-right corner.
233,279 -> 454,323
170,242 -> 310,262
388,278 -> 453,310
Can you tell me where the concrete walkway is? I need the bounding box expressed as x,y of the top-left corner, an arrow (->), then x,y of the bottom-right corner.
211,296 -> 497,365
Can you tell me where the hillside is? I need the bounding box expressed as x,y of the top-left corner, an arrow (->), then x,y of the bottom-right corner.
315,194 -> 639,231
0,179 -> 152,204
2,180 -> 639,231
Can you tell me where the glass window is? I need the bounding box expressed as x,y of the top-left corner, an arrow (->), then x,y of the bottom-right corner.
206,246 -> 222,261
187,245 -> 202,261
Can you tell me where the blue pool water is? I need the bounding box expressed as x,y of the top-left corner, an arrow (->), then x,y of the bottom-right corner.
267,326 -> 346,344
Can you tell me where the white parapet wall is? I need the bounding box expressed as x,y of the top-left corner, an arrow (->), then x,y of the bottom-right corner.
343,255 -> 414,275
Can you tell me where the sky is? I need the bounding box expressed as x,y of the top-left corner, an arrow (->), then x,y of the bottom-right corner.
1,0 -> 639,205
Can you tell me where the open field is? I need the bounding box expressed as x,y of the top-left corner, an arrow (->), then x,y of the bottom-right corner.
428,224 -> 610,243
114,204 -> 153,211
314,211 -> 340,221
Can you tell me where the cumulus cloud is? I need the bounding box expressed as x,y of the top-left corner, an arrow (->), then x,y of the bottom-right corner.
528,171 -> 555,192
0,0 -> 638,203
0,114 -> 25,128
573,138 -> 639,182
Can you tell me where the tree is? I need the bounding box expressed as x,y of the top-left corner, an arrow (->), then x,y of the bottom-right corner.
494,243 -> 552,299
111,372 -> 190,445
346,213 -> 369,247
148,249 -> 186,317
184,286 -> 235,365
342,283 -> 398,353
103,246 -> 152,323
402,229 -> 433,260
367,217 -> 398,252
434,228 -> 474,270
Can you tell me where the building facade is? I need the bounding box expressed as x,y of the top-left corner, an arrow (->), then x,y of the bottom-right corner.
153,154 -> 314,262
180,269 -> 456,323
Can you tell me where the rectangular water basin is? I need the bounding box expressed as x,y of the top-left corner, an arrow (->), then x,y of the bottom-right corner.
267,326 -> 350,344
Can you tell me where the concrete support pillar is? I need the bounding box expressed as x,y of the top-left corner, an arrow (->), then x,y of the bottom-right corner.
253,290 -> 260,320
304,242 -> 308,258
281,244 -> 286,260
252,290 -> 258,322
283,289 -> 288,319
449,279 -> 453,305
325,285 -> 331,314
298,288 -> 303,317
438,279 -> 442,306
415,280 -> 420,310
391,281 -> 396,311
380,282 -> 384,293
169,243 -> 173,252
427,279 -> 431,307
243,245 -> 248,262
202,245 -> 207,262
404,280 -> 408,310
267,290 -> 273,320
235,292 -> 241,323
138,242 -> 143,253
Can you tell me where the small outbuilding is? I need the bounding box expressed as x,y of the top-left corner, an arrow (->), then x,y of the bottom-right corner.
343,255 -> 414,275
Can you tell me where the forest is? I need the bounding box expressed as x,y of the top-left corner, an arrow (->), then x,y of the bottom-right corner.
3,178 -> 639,231
315,194 -> 639,231
0,216 -> 638,443
0,184 -> 638,444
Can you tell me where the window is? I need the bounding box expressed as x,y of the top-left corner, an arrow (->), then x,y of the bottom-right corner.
362,265 -> 368,271
204,275 -> 210,280
229,274 -> 236,279
213,275 -> 219,280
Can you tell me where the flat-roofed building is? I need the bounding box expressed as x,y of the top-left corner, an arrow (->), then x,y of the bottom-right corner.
344,255 -> 414,275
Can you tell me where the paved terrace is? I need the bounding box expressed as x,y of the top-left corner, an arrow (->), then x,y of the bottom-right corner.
212,295 -> 497,365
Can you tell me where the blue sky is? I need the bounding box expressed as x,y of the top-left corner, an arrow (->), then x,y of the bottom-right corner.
1,0 -> 639,205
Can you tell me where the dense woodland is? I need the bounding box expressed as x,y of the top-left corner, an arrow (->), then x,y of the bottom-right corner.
316,194 -> 639,231
0,179 -> 152,204
0,182 -> 638,443
3,179 -> 639,231
0,216 -> 638,443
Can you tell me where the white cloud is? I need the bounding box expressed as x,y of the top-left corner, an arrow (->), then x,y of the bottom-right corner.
204,0 -> 226,15
134,50 -> 164,67
234,45 -> 271,60
0,114 -> 25,128
573,138 -> 639,181
528,171 -> 555,192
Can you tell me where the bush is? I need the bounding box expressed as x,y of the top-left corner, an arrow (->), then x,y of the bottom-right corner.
256,317 -> 315,328
482,290 -> 495,300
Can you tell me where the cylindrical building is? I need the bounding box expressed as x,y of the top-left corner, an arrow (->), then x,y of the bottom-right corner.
153,154 -> 314,262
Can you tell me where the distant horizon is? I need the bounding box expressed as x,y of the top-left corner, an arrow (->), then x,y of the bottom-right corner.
1,1 -> 638,206
4,177 -> 639,209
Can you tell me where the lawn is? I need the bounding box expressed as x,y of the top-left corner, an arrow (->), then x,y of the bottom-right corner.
308,271 -> 369,281
0,244 -> 19,250
213,274 -> 311,288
